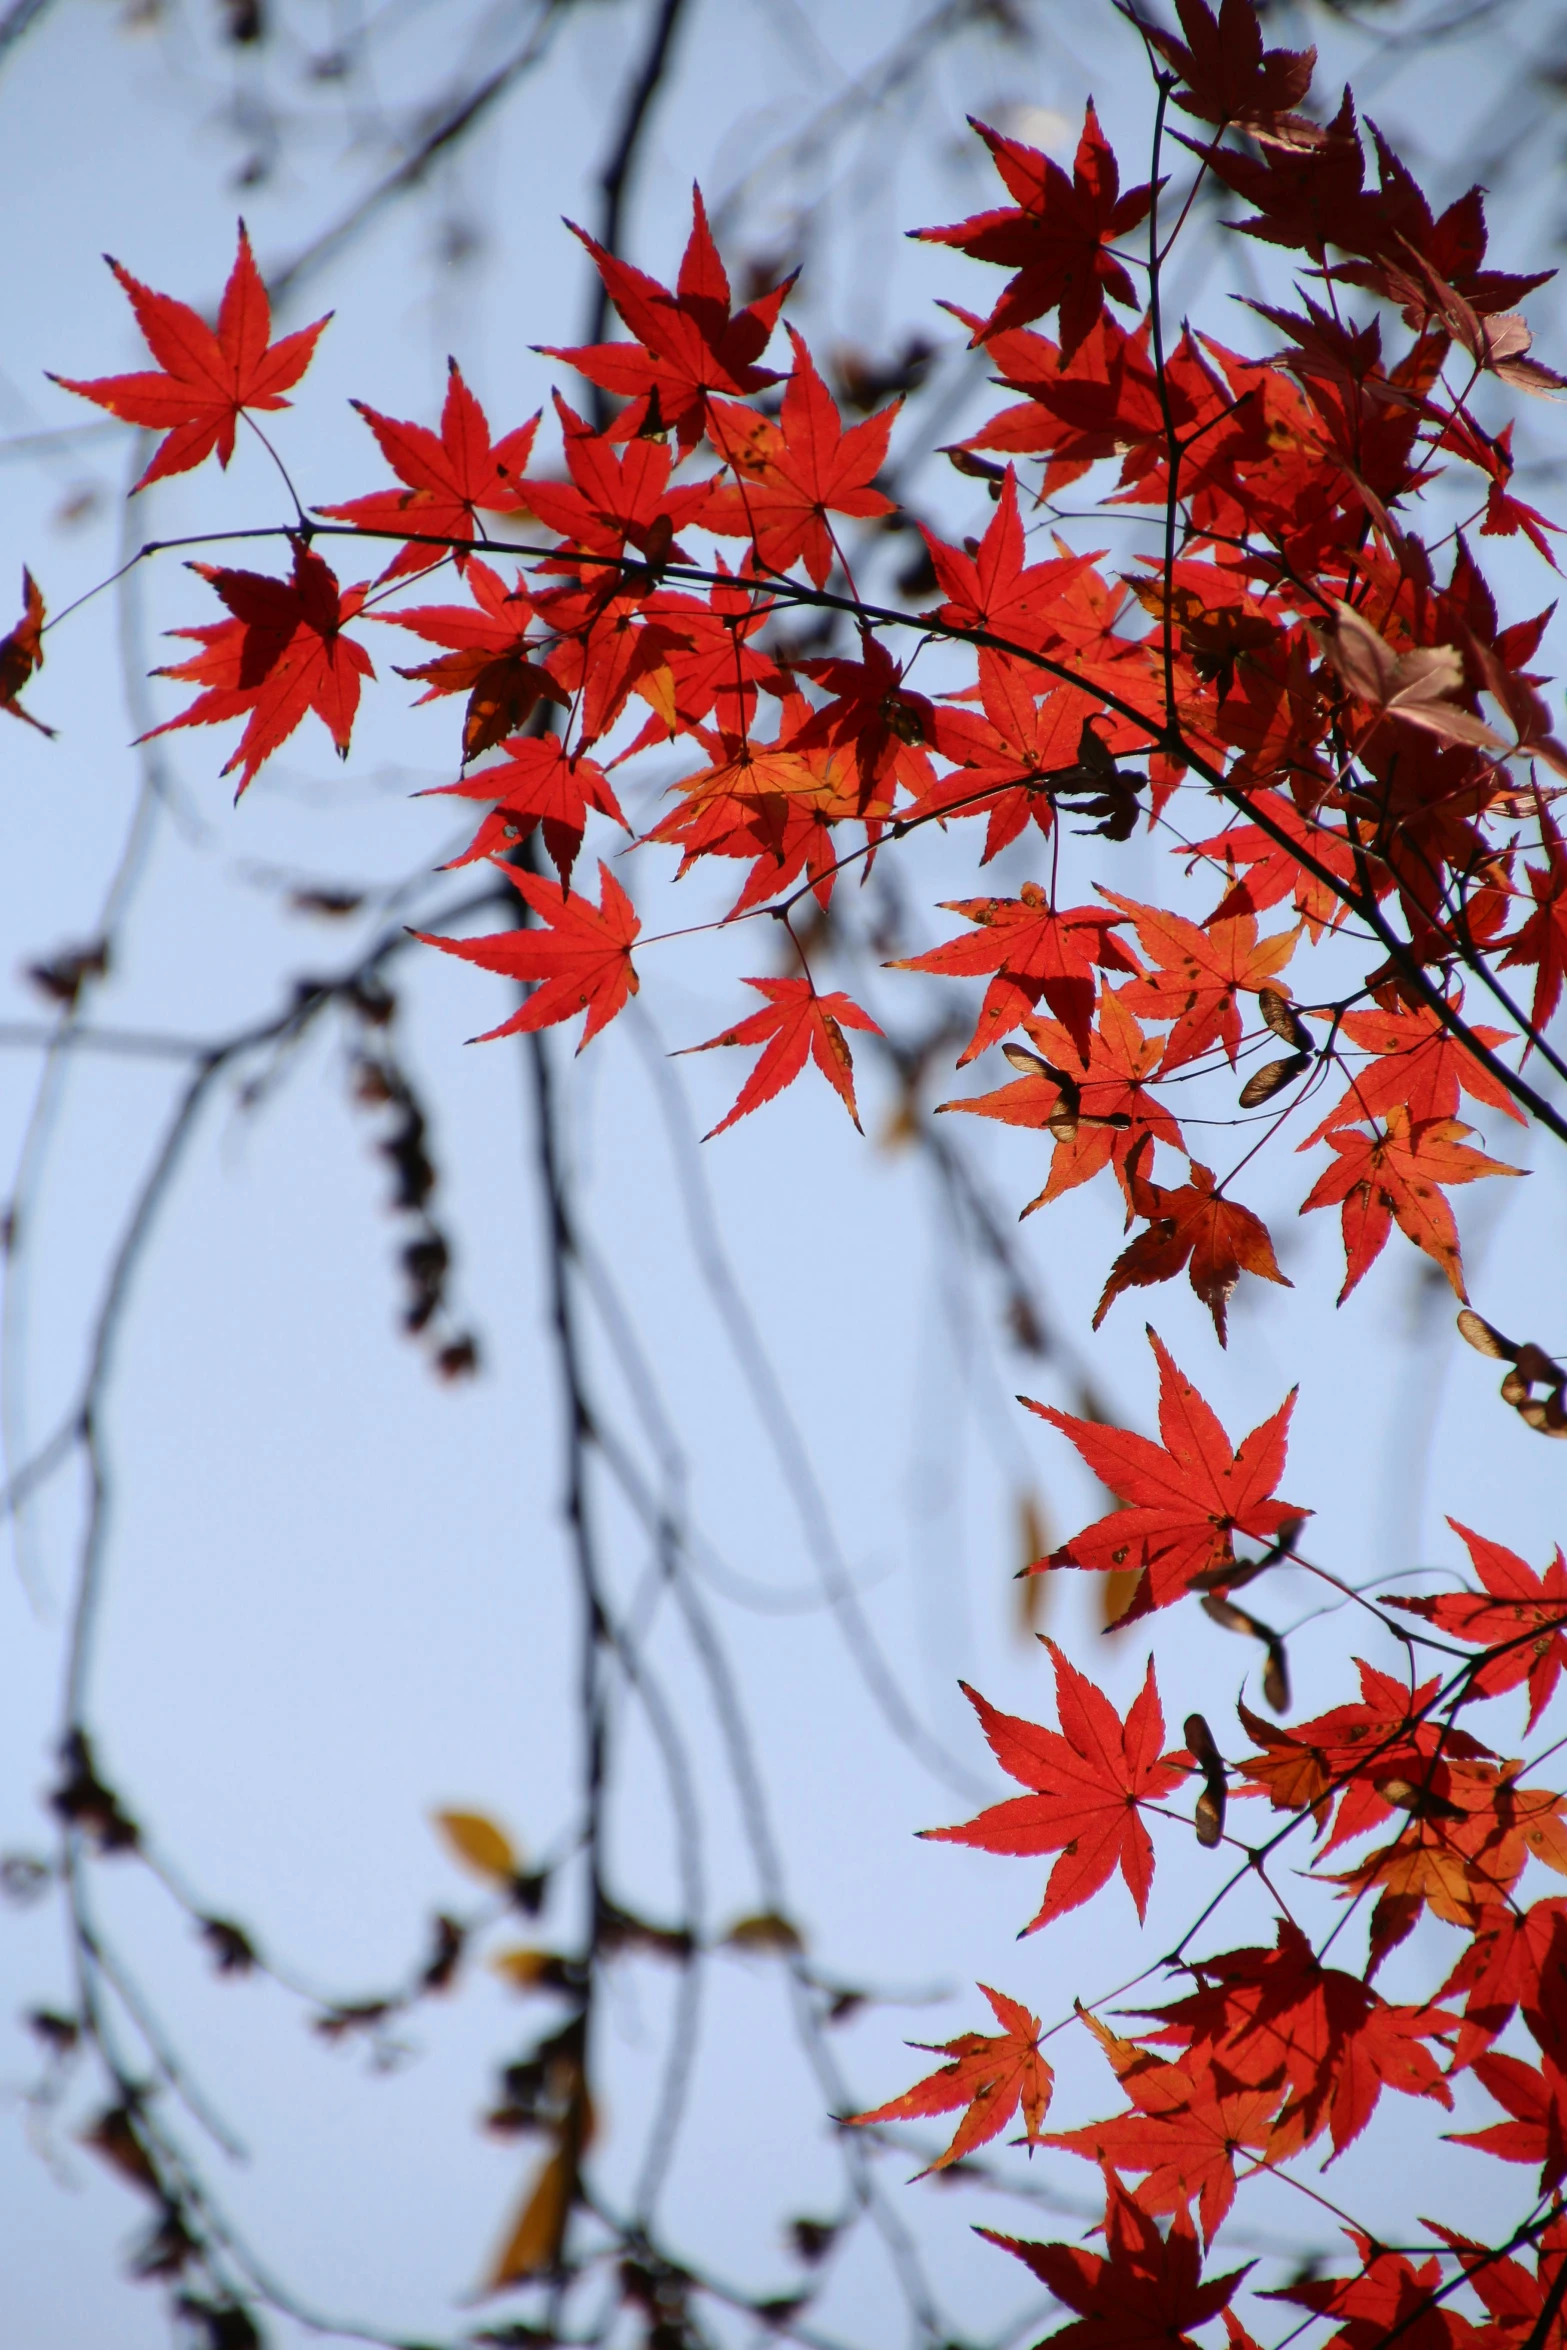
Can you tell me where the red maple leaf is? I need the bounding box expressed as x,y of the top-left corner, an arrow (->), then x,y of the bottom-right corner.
1234,1661 -> 1493,1856
1043,2010 -> 1279,2243
925,1640 -> 1184,1929
1437,1897 -> 1567,2069
376,558 -> 566,762
1300,1104 -> 1523,1302
1425,2212 -> 1567,2348
789,633 -> 937,807
916,104 -> 1155,358
1268,2227 -> 1492,2350
318,361 -> 539,581
542,186 -> 791,450
892,885 -> 1137,1062
143,539 -> 373,792
1100,889 -> 1300,1072
1188,789 -> 1357,937
1144,1917 -> 1453,2162
643,696 -> 873,914
0,569 -> 54,738
430,738 -> 627,890
681,977 -> 881,1139
53,223 -> 329,491
641,572 -> 788,735
1447,2048 -> 1567,2195
921,466 -> 1101,645
1386,1520 -> 1567,1731
848,1983 -> 1054,2174
1500,806 -> 1567,1033
524,394 -> 718,566
1302,995 -> 1523,1142
415,859 -> 639,1049
982,2169 -> 1251,2349
939,993 -> 1183,1213
1027,1328 -> 1302,1618
1144,0 -> 1316,136
1094,1138 -> 1289,1346
913,653 -> 1134,863
703,329 -> 898,587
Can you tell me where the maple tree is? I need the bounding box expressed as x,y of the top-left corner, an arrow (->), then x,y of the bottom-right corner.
19,0 -> 1567,2344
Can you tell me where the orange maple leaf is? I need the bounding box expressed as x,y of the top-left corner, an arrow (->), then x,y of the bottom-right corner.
682,977 -> 881,1139
415,859 -> 640,1049
53,223 -> 329,492
1100,888 -> 1300,1071
848,1983 -> 1054,2174
939,994 -> 1182,1212
1027,1327 -> 1303,1617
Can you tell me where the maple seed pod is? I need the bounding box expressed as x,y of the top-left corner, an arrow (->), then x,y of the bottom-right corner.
1456,1307 -> 1515,1360
1257,986 -> 1313,1053
1239,1051 -> 1310,1108
1261,1644 -> 1290,1716
1183,1713 -> 1226,1849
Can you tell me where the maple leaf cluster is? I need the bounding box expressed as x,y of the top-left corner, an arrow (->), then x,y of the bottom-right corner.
45,46 -> 1558,1292
34,0 -> 1567,2339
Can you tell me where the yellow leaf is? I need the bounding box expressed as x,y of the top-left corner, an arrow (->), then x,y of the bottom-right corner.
433,1808 -> 518,1882
490,1947 -> 559,1990
483,2142 -> 572,2289
722,1910 -> 803,1954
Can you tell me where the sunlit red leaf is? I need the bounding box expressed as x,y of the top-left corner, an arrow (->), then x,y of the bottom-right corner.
1026,1327 -> 1302,1616
53,224 -> 329,491
925,1641 -> 1185,1928
416,859 -> 640,1049
848,1983 -> 1054,2174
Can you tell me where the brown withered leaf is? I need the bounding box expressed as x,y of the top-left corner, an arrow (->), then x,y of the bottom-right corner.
1457,1306 -> 1514,1361
82,2103 -> 160,2197
491,1947 -> 584,1995
0,569 -> 56,737
1311,600 -> 1507,752
1479,312 -> 1567,399
723,1910 -> 804,1955
198,1918 -> 257,1975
